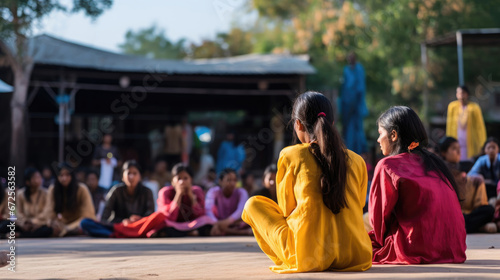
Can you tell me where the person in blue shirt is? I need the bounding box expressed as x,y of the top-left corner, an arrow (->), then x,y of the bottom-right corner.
216,132 -> 245,175
468,137 -> 500,199
340,52 -> 368,155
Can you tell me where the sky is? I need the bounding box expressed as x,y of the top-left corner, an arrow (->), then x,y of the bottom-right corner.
33,0 -> 253,53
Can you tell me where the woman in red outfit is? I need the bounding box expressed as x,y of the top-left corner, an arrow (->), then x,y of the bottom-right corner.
113,163 -> 212,238
369,106 -> 466,264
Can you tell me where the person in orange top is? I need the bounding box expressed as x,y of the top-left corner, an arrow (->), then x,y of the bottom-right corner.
242,91 -> 372,273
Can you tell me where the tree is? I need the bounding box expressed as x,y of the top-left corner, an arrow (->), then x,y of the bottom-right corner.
118,24 -> 187,59
0,0 -> 113,183
248,0 -> 500,138
187,27 -> 254,59
187,39 -> 226,59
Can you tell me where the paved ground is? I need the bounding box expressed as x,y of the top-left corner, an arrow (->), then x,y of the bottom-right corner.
1,234 -> 499,279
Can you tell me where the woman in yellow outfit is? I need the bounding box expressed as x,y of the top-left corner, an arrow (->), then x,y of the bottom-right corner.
446,85 -> 486,160
242,91 -> 372,273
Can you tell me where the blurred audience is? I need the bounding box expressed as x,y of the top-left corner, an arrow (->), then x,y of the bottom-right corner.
15,168 -> 53,238
81,160 -> 154,237
251,164 -> 277,203
85,170 -> 108,219
440,137 -> 496,233
205,168 -> 250,236
92,134 -> 121,189
40,163 -> 95,237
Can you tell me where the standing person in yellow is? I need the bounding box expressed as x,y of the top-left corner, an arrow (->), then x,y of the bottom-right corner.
446,85 -> 486,160
242,91 -> 372,274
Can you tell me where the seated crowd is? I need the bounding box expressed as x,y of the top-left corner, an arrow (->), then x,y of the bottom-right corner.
0,159 -> 278,239
0,94 -> 499,273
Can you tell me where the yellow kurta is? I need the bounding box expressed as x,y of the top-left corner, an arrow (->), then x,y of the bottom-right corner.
242,144 -> 372,273
446,100 -> 486,159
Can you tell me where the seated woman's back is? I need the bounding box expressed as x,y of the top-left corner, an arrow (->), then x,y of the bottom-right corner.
242,91 -> 372,273
280,144 -> 372,271
370,153 -> 466,264
369,106 -> 466,264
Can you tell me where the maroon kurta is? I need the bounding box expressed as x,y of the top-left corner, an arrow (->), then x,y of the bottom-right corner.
369,153 -> 467,264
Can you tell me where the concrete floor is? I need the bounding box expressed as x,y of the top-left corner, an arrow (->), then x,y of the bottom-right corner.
2,234 -> 500,279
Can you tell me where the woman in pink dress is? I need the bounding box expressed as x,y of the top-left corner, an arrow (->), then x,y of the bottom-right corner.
369,106 -> 466,264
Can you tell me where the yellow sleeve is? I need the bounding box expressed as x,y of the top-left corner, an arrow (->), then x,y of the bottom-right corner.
356,155 -> 369,209
473,104 -> 487,150
65,185 -> 96,232
446,102 -> 456,137
276,149 -> 297,217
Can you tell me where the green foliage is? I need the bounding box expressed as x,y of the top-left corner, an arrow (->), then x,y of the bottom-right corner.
71,0 -> 112,19
251,0 -> 312,19
187,27 -> 254,58
0,0 -> 112,39
0,0 -> 113,64
188,39 -> 226,59
248,0 -> 500,125
118,25 -> 186,59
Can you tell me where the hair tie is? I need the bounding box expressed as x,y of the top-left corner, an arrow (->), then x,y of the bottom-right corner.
317,112 -> 326,117
408,141 -> 419,151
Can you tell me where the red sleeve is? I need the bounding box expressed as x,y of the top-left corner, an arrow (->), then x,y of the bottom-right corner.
191,186 -> 206,218
368,160 -> 399,249
157,186 -> 179,221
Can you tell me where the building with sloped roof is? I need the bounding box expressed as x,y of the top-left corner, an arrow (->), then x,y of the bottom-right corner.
0,35 -> 315,172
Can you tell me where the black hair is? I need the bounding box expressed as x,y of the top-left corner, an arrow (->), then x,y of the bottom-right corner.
154,157 -> 168,165
75,167 -> 87,173
53,163 -> 79,214
0,177 -> 5,205
438,137 -> 458,157
458,85 -> 470,95
122,160 -> 142,175
292,91 -> 349,214
24,167 -> 40,203
263,164 -> 277,177
241,172 -> 253,181
171,163 -> 193,178
219,168 -> 237,182
377,106 -> 460,199
41,165 -> 53,173
86,169 -> 99,178
483,137 -> 500,152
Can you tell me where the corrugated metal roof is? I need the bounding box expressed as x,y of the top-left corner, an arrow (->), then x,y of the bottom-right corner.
423,28 -> 500,47
30,34 -> 316,75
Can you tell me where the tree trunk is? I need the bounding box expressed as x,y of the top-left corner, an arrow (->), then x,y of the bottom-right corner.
10,65 -> 32,185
